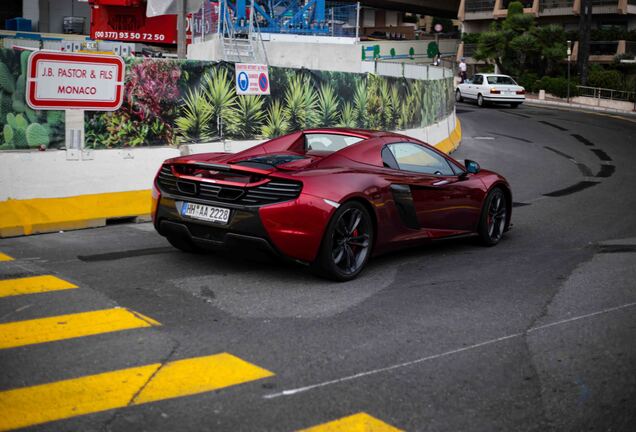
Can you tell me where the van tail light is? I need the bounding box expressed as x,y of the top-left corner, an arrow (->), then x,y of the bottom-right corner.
490,88 -> 500,94
516,89 -> 526,95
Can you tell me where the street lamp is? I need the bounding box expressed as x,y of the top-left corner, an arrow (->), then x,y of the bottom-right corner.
567,40 -> 572,103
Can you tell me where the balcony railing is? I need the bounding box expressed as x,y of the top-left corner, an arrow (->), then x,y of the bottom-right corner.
591,0 -> 618,6
590,41 -> 619,55
503,0 -> 534,7
465,0 -> 496,12
540,0 -> 574,10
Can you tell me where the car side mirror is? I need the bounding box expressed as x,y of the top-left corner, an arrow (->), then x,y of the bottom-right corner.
465,159 -> 480,174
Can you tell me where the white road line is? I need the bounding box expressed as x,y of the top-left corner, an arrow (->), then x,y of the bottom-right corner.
264,301 -> 636,400
527,301 -> 636,333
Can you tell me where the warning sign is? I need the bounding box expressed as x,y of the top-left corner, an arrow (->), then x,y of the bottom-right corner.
235,63 -> 270,96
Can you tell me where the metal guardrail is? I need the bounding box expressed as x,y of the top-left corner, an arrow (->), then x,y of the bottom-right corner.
577,85 -> 635,102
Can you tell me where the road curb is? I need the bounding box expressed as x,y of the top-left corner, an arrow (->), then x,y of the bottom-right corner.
525,98 -> 636,117
0,191 -> 151,238
434,118 -> 462,154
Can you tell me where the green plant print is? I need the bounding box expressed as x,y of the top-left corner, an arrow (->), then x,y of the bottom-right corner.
175,88 -> 215,143
338,102 -> 356,128
228,95 -> 266,139
316,83 -> 340,128
284,75 -> 318,132
202,67 -> 238,137
261,100 -> 288,139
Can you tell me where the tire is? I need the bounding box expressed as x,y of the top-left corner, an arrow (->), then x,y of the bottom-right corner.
478,188 -> 509,246
315,201 -> 374,281
510,103 -> 521,108
477,94 -> 485,107
455,89 -> 463,102
166,233 -> 202,253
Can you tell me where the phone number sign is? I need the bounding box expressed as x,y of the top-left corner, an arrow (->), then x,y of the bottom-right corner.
26,51 -> 125,110
235,64 -> 270,96
90,5 -> 177,45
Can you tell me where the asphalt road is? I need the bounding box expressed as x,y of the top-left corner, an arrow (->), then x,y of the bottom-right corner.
1,103 -> 636,431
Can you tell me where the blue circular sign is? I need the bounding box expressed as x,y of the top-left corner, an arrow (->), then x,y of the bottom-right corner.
238,71 -> 249,92
258,73 -> 269,92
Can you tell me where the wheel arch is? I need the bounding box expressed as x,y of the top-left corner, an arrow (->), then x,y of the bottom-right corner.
344,196 -> 378,251
488,182 -> 512,230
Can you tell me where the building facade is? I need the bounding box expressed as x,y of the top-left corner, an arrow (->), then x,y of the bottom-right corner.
456,0 -> 636,64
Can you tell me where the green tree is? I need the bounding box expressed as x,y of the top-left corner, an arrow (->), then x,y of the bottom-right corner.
474,1 -> 567,78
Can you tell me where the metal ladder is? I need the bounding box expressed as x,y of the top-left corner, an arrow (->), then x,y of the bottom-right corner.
219,0 -> 268,65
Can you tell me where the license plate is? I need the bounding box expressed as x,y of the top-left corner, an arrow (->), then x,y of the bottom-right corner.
181,202 -> 230,224
504,91 -> 516,95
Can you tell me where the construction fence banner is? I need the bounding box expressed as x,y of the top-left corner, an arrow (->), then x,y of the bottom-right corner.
0,48 -> 455,151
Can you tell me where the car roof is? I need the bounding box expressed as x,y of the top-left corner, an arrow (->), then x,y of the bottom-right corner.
478,73 -> 514,78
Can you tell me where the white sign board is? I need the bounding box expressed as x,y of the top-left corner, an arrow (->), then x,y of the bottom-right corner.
26,51 -> 125,110
235,63 -> 270,96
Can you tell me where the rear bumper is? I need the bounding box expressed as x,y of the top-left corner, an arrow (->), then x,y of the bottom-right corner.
153,192 -> 335,263
482,96 -> 525,103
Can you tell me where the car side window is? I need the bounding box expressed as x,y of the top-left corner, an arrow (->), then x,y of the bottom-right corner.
473,75 -> 483,85
386,143 -> 455,176
381,146 -> 399,169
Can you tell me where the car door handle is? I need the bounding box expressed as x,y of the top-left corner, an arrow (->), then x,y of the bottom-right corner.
433,180 -> 449,186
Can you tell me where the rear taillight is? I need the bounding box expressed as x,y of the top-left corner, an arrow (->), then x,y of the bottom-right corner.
490,88 -> 500,94
516,89 -> 526,95
151,166 -> 163,224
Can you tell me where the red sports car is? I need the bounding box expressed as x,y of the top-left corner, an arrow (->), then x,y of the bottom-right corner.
152,128 -> 511,281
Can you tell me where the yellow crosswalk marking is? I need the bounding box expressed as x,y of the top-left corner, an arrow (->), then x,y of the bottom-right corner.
0,252 -> 13,261
0,275 -> 78,298
0,353 -> 274,431
299,412 -> 403,432
0,308 -> 160,349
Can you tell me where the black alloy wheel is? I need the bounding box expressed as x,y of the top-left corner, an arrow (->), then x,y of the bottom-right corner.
317,201 -> 374,281
478,188 -> 508,246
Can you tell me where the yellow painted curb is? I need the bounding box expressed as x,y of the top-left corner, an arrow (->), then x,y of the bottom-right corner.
0,190 -> 151,238
434,118 -> 462,154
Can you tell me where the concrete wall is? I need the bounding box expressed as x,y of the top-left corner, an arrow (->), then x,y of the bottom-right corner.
188,37 -> 459,72
1,112 -> 459,202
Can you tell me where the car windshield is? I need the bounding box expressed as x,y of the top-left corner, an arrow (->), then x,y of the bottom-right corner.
487,76 -> 517,85
305,133 -> 364,153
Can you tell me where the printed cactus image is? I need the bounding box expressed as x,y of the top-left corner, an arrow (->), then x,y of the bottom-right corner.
0,48 -> 64,150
